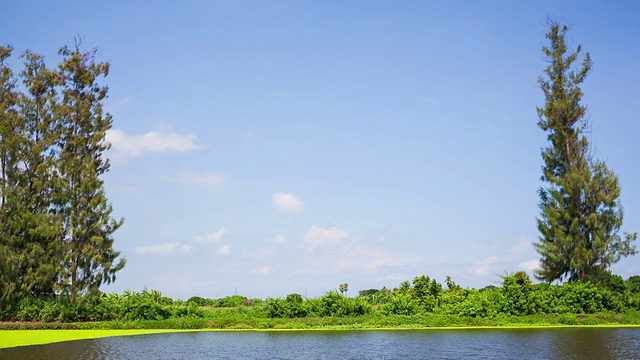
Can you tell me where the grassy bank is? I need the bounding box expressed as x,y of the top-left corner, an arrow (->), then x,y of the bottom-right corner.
2,311 -> 640,332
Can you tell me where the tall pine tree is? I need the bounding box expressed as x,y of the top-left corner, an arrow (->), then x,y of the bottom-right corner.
1,42 -> 125,307
56,43 -> 125,304
10,50 -> 63,297
0,44 -> 20,307
534,22 -> 637,283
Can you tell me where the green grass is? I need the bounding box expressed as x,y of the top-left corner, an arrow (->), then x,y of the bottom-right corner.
0,329 -> 194,349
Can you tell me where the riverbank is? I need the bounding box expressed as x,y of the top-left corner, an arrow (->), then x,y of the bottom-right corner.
2,311 -> 639,331
2,321 -> 640,350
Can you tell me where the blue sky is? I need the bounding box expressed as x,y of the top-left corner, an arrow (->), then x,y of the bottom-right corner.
4,1 -> 640,299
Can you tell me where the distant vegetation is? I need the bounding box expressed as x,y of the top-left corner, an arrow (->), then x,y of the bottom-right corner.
3,271 -> 640,329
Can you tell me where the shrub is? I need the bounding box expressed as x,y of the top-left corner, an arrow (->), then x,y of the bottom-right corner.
307,291 -> 371,317
215,295 -> 248,308
187,296 -> 209,306
501,271 -> 534,315
118,289 -> 171,321
363,288 -> 392,305
411,275 -> 442,312
160,296 -> 174,305
16,297 -> 50,321
380,294 -> 419,316
265,294 -> 309,318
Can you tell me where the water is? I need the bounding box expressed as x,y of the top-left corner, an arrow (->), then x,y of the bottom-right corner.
1,328 -> 639,359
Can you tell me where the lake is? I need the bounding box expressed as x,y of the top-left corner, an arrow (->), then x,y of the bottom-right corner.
1,328 -> 639,359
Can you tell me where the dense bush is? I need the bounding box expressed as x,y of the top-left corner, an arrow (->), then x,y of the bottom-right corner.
532,282 -> 613,314
308,291 -> 371,317
117,290 -> 171,321
215,295 -> 249,308
265,293 -> 308,318
361,288 -> 392,305
187,296 -> 215,306
411,275 -> 442,312
380,294 -> 419,316
5,273 -> 640,323
439,288 -> 503,318
501,271 -> 534,315
267,291 -> 371,318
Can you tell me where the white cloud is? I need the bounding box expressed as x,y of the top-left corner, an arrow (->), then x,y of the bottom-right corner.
106,129 -> 203,162
216,244 -> 232,257
195,227 -> 228,243
253,266 -> 274,275
177,171 -> 227,187
266,235 -> 287,244
134,242 -> 193,255
297,225 -> 410,276
508,238 -> 531,258
518,259 -> 540,272
273,193 -> 305,213
468,237 -> 537,277
376,273 -> 411,282
302,225 -> 350,250
471,256 -> 500,276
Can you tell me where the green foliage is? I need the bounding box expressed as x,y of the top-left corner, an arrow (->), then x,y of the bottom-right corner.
361,288 -> 392,305
535,21 -> 636,283
306,291 -> 371,317
56,43 -> 126,303
445,276 -> 462,291
396,281 -> 411,294
187,296 -> 213,306
159,296 -> 174,305
586,271 -> 625,293
439,288 -> 503,318
0,42 -> 125,307
411,275 -> 442,312
532,282 -> 613,314
265,293 -> 309,318
214,295 -> 248,308
115,290 -> 171,321
1,45 -> 62,305
358,289 -> 379,297
380,293 -> 419,316
5,272 -> 640,324
626,276 -> 640,294
338,283 -> 348,295
501,271 -> 534,315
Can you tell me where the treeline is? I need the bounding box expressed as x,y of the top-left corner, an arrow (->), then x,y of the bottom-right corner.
0,42 -> 124,311
6,290 -> 256,323
267,272 -> 640,318
5,271 -> 640,324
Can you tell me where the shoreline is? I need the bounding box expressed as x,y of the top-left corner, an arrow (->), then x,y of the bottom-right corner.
3,324 -> 640,350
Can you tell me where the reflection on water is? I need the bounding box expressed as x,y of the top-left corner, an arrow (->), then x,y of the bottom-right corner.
1,328 -> 639,360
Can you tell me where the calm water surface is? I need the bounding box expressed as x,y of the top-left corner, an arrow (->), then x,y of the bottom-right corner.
1,328 -> 639,359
